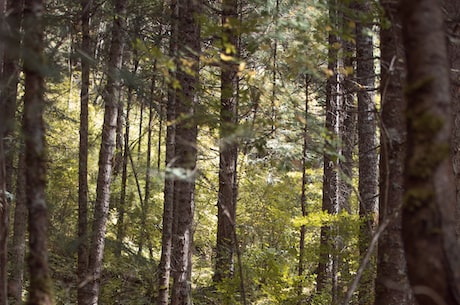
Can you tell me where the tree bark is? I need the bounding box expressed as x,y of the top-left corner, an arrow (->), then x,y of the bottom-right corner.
83,0 -> 126,303
401,0 -> 460,304
317,0 -> 339,297
157,2 -> 177,304
375,1 -> 415,304
356,1 -> 378,303
23,0 -> 53,304
214,0 -> 239,284
170,0 -> 201,304
10,150 -> 27,305
445,0 -> 460,238
77,1 -> 91,304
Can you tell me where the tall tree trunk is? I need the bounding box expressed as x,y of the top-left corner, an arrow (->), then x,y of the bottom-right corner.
157,2 -> 178,304
23,0 -> 53,304
0,114 -> 8,305
356,1 -> 378,303
317,0 -> 339,298
83,0 -> 126,303
401,0 -> 460,304
0,2 -> 22,302
375,1 -> 415,304
170,0 -> 201,304
2,0 -> 22,192
214,0 -> 239,284
297,75 -> 309,300
445,0 -> 460,238
77,0 -> 91,304
139,68 -> 154,257
10,150 -> 26,305
116,58 -> 137,257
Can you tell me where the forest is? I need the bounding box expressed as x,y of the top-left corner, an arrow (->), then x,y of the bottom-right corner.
0,0 -> 460,305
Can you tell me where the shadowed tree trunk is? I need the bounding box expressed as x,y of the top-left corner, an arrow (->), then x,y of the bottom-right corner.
356,0 -> 378,303
83,0 -> 126,303
77,1 -> 91,304
170,0 -> 201,304
375,1 -> 415,304
401,0 -> 460,304
157,2 -> 178,304
23,0 -> 53,304
445,0 -> 460,238
317,0 -> 339,298
214,0 -> 239,284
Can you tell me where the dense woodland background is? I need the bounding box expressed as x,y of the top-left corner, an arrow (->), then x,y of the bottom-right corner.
0,0 -> 460,305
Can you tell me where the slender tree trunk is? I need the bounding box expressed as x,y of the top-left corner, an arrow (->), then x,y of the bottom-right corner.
2,0 -> 22,192
10,150 -> 26,305
0,2 -> 22,302
116,58 -> 137,257
375,1 -> 415,304
170,0 -> 201,304
23,0 -> 53,304
297,76 -> 309,300
401,0 -> 460,304
317,0 -> 339,297
139,68 -> 155,257
0,118 -> 8,305
214,0 -> 239,285
356,1 -> 378,303
77,1 -> 91,304
157,2 -> 178,304
83,0 -> 126,303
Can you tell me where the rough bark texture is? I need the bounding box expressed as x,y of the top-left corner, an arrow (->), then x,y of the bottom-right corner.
10,150 -> 27,305
445,0 -> 460,238
1,0 -> 22,192
83,0 -> 126,303
23,1 -> 53,304
214,0 -> 239,284
157,2 -> 177,304
375,1 -> 415,304
1,1 -> 22,302
356,0 -> 378,303
317,0 -> 339,296
170,0 -> 201,304
401,0 -> 460,304
77,0 -> 91,304
0,118 -> 8,305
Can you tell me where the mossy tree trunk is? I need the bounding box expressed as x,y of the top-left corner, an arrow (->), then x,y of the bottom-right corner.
401,0 -> 460,304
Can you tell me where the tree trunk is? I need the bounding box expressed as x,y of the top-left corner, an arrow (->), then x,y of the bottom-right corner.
445,0 -> 460,238
157,2 -> 178,304
77,0 -> 91,304
83,0 -> 126,303
297,75 -> 310,300
375,1 -> 415,304
23,0 -> 53,304
317,0 -> 339,297
10,150 -> 26,305
1,0 -> 22,192
214,0 -> 239,284
170,0 -> 201,304
356,0 -> 378,303
0,117 -> 8,305
401,0 -> 460,304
